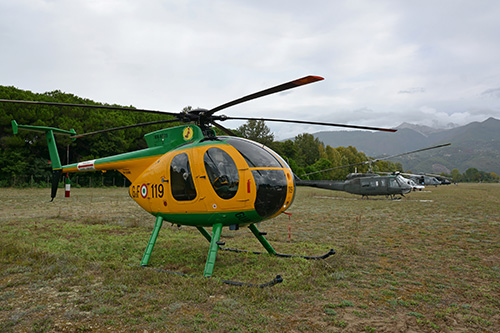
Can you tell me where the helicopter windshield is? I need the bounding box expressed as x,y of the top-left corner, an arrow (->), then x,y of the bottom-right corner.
222,137 -> 283,168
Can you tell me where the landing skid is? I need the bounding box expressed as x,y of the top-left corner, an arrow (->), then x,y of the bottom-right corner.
140,216 -> 334,287
142,266 -> 284,288
363,194 -> 405,200
220,246 -> 336,260
198,223 -> 335,260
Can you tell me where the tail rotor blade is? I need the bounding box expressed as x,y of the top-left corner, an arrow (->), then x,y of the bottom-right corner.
50,169 -> 62,202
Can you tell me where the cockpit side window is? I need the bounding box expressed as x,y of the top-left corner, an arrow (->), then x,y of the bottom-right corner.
204,148 -> 239,199
170,153 -> 197,201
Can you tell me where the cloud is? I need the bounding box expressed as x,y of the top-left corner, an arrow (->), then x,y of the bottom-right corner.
398,88 -> 425,94
481,88 -> 500,98
1,0 -> 500,140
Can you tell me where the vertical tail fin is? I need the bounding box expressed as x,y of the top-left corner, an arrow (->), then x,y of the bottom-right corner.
11,120 -> 76,200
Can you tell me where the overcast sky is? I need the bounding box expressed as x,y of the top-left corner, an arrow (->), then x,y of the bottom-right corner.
2,0 -> 500,140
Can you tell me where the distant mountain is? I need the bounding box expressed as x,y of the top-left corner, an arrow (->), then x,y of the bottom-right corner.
395,122 -> 447,136
313,117 -> 500,174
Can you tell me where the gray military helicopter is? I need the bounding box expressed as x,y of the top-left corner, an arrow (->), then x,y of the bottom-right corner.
295,143 -> 451,199
404,173 -> 452,186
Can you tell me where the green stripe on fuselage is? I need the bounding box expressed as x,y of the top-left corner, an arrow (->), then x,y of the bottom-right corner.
153,209 -> 264,227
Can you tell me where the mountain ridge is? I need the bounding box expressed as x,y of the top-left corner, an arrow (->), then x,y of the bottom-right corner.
313,117 -> 500,174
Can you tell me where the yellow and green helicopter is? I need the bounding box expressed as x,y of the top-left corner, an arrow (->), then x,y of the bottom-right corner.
3,76 -> 396,286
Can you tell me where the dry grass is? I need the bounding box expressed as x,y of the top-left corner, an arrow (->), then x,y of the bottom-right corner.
1,184 -> 499,332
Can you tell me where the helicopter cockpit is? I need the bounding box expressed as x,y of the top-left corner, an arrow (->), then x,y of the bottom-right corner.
394,175 -> 412,193
221,137 -> 293,219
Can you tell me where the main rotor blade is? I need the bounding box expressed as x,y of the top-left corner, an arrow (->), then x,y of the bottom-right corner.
302,143 -> 451,177
423,172 -> 452,179
372,143 -> 451,162
222,116 -> 397,132
0,99 -> 180,117
401,172 -> 452,179
302,161 -> 370,176
71,118 -> 181,139
208,75 -> 324,114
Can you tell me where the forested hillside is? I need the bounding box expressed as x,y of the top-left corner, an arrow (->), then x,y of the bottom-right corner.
2,86 -> 494,187
0,86 -> 176,186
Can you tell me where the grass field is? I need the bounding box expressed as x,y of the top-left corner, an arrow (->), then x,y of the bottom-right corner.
1,184 -> 499,332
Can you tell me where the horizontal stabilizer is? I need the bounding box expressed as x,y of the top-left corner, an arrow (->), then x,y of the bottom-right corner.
12,120 -> 76,137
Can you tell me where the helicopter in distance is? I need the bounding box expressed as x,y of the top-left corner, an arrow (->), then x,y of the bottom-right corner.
2,75 -> 398,286
295,143 -> 451,199
398,174 -> 425,191
404,173 -> 451,186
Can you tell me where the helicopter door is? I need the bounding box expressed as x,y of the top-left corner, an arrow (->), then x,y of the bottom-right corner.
199,145 -> 254,214
169,152 -> 197,201
203,147 -> 239,200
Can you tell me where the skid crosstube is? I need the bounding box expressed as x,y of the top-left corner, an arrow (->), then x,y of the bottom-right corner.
198,223 -> 336,260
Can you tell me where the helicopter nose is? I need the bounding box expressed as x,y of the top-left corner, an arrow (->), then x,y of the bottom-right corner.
251,169 -> 288,219
403,184 -> 412,193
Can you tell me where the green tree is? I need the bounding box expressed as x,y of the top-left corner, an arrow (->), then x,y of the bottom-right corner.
450,169 -> 462,183
294,133 -> 323,166
464,168 -> 480,182
236,120 -> 274,146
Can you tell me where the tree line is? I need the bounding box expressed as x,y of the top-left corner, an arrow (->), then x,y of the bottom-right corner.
449,168 -> 499,183
0,86 -> 174,187
1,86 -> 497,187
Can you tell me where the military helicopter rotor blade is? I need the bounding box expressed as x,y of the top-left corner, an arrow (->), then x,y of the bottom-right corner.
399,172 -> 452,179
423,172 -> 452,180
207,75 -> 324,115
301,160 -> 371,177
0,99 -> 181,117
70,118 -> 182,139
220,116 -> 397,133
302,143 -> 451,177
370,143 -> 451,162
